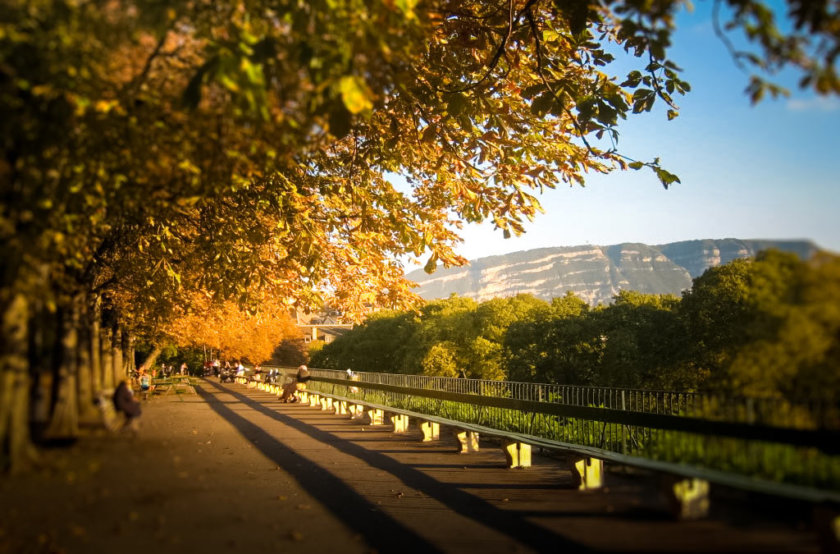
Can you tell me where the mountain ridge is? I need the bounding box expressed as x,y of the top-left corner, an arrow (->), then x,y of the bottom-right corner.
406,238 -> 820,305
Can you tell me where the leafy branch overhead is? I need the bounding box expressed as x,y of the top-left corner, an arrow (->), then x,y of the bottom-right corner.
1,0 -> 837,324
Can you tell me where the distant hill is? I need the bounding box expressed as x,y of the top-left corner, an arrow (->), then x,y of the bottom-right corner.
406,239 -> 819,305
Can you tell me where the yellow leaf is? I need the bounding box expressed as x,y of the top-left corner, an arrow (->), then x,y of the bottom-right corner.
339,76 -> 373,114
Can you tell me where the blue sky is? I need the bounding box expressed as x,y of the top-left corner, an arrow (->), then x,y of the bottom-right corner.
443,1 -> 840,263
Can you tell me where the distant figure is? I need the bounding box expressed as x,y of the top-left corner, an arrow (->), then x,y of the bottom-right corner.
180,362 -> 187,375
113,380 -> 141,431
346,368 -> 359,394
139,369 -> 152,400
280,365 -> 310,403
296,364 -> 311,386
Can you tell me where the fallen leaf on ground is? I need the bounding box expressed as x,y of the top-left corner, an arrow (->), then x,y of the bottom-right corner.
69,525 -> 86,537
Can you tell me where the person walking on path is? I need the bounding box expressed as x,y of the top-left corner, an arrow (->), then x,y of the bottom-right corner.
139,369 -> 152,401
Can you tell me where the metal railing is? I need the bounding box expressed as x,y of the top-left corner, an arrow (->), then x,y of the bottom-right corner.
261,366 -> 840,500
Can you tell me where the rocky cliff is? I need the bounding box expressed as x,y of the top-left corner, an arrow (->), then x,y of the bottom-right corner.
406,239 -> 819,305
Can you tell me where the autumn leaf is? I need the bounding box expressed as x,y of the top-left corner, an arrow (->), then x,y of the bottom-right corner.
339,76 -> 373,114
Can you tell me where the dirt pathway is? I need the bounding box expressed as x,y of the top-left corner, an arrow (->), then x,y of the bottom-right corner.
0,379 -> 823,553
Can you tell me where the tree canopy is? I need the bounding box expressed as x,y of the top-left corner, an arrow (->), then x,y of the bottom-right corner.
3,0 -> 839,324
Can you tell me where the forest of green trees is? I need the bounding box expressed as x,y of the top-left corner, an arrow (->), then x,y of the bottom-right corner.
312,250 -> 840,402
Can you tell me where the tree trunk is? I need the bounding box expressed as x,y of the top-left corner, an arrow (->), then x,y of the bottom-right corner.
27,298 -> 51,443
76,298 -> 97,423
89,302 -> 101,394
44,303 -> 80,441
101,327 -> 114,391
0,294 -> 38,472
138,345 -> 163,373
111,325 -> 123,385
123,331 -> 134,376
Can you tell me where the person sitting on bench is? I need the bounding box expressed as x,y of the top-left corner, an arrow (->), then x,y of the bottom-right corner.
113,380 -> 142,431
280,365 -> 310,403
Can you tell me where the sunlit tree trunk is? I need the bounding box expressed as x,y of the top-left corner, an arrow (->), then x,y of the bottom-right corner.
0,294 -> 37,472
44,303 -> 79,440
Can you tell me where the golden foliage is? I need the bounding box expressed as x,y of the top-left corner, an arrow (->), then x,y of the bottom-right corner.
166,293 -> 302,364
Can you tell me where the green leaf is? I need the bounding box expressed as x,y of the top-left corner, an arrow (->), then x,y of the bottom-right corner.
654,167 -> 681,189
396,0 -> 418,19
446,93 -> 469,116
530,92 -> 554,115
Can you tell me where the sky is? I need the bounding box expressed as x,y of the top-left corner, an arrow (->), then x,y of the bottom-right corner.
432,2 -> 840,265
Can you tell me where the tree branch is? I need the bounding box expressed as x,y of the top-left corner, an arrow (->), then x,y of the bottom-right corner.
436,0 -> 518,94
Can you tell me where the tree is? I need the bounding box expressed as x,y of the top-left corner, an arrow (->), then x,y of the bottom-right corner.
167,295 -> 302,364
595,290 -> 686,389
505,292 -> 593,383
681,250 -> 840,400
311,310 -> 420,373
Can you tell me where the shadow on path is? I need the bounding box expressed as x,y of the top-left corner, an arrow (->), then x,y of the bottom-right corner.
198,380 -> 590,553
195,384 -> 442,554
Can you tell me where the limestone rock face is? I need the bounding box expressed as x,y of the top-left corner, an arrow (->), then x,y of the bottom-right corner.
407,239 -> 819,305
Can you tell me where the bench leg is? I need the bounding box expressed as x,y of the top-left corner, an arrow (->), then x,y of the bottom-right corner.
390,414 -> 409,433
420,421 -> 440,442
349,404 -> 363,419
336,401 -> 348,415
662,476 -> 709,520
572,457 -> 604,490
455,430 -> 479,453
310,394 -> 320,408
503,442 -> 532,468
367,408 -> 384,426
814,504 -> 840,553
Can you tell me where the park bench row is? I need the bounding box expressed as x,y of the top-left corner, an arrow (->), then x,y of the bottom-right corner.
237,376 -> 710,520
230,373 -> 840,546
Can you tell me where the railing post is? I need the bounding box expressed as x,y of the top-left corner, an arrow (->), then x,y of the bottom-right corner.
621,390 -> 627,455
